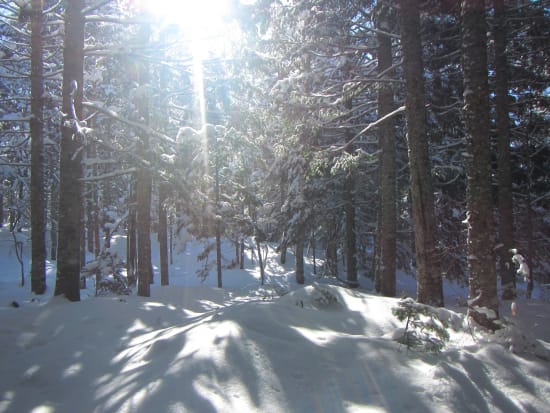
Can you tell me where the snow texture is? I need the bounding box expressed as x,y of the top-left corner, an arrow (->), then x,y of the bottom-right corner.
0,228 -> 549,413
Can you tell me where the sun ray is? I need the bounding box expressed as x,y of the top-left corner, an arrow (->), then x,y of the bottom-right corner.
192,51 -> 209,175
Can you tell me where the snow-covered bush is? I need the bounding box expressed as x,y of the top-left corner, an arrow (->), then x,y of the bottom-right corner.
392,298 -> 450,353
82,250 -> 130,296
310,283 -> 339,308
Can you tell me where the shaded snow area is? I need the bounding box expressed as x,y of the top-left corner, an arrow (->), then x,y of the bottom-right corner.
0,229 -> 549,412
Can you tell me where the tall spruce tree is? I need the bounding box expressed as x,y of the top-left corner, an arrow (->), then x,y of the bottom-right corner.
30,0 -> 46,294
55,0 -> 85,301
398,0 -> 443,306
461,0 -> 499,328
375,2 -> 397,297
493,0 -> 516,299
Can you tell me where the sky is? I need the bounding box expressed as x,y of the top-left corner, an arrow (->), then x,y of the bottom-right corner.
0,227 -> 549,413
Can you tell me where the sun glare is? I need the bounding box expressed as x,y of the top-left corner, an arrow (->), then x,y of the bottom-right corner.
138,0 -> 238,58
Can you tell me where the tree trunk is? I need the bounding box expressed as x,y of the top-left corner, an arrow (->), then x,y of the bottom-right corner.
493,0 -> 516,299
215,141 -> 222,288
127,178 -> 137,287
159,182 -> 169,286
86,142 -> 97,255
462,0 -> 499,328
30,0 -> 46,295
295,222 -> 305,284
399,0 -> 443,306
55,0 -> 85,302
240,238 -> 245,269
279,173 -> 288,264
375,3 -> 396,297
344,177 -> 358,287
326,216 -> 338,276
136,164 -> 152,296
49,173 -> 58,261
136,24 -> 153,297
256,237 -> 265,286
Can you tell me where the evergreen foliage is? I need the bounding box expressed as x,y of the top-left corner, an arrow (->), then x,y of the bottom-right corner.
392,297 -> 450,353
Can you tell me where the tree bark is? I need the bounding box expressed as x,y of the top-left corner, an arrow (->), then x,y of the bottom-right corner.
295,222 -> 305,284
136,162 -> 152,296
344,176 -> 358,287
159,182 -> 169,286
127,177 -> 137,287
399,0 -> 444,306
376,3 -> 396,297
30,0 -> 46,294
55,0 -> 85,302
135,23 -> 153,297
214,139 -> 223,288
493,0 -> 516,299
462,0 -> 499,328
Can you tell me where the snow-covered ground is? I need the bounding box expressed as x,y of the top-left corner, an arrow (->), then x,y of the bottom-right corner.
0,228 -> 549,413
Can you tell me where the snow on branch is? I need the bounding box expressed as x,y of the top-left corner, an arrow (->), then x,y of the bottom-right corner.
82,101 -> 175,144
328,105 -> 405,153
80,168 -> 137,183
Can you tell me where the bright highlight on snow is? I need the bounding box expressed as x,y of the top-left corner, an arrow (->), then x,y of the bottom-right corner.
0,230 -> 549,413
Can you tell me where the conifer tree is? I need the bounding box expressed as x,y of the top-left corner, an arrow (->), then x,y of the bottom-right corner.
55,0 -> 86,301
30,0 -> 46,294
399,0 -> 443,306
462,0 -> 499,328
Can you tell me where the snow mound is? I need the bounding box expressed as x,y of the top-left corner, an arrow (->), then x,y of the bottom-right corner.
279,283 -> 344,310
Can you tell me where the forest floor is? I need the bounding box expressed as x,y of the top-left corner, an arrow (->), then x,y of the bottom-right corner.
0,227 -> 549,413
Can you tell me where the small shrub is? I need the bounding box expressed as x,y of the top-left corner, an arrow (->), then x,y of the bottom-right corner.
82,251 -> 130,296
392,298 -> 450,353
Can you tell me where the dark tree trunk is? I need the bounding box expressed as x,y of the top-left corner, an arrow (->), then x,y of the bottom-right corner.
399,0 -> 443,306
493,0 -> 516,299
524,133 -> 534,299
295,222 -> 305,284
86,142 -> 97,255
344,177 -> 358,287
526,189 -> 534,299
159,182 -> 169,286
462,0 -> 499,328
136,164 -> 152,296
49,172 -> 58,261
256,237 -> 265,286
375,3 -> 396,297
311,228 -> 316,275
135,24 -> 153,297
343,96 -> 358,287
240,238 -> 245,269
214,143 -> 222,288
80,207 -> 86,269
326,216 -> 338,276
30,0 -> 46,295
55,0 -> 85,302
127,179 -> 137,287
279,173 -> 288,264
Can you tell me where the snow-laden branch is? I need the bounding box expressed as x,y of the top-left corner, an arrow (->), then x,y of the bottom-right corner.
328,105 -> 405,153
43,0 -> 63,14
82,0 -> 111,15
80,168 -> 137,182
82,101 -> 175,144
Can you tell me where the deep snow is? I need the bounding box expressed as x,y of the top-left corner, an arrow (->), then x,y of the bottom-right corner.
0,228 -> 549,413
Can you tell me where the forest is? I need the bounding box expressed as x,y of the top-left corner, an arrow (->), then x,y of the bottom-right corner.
0,0 -> 549,328
1,1 -> 550,412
